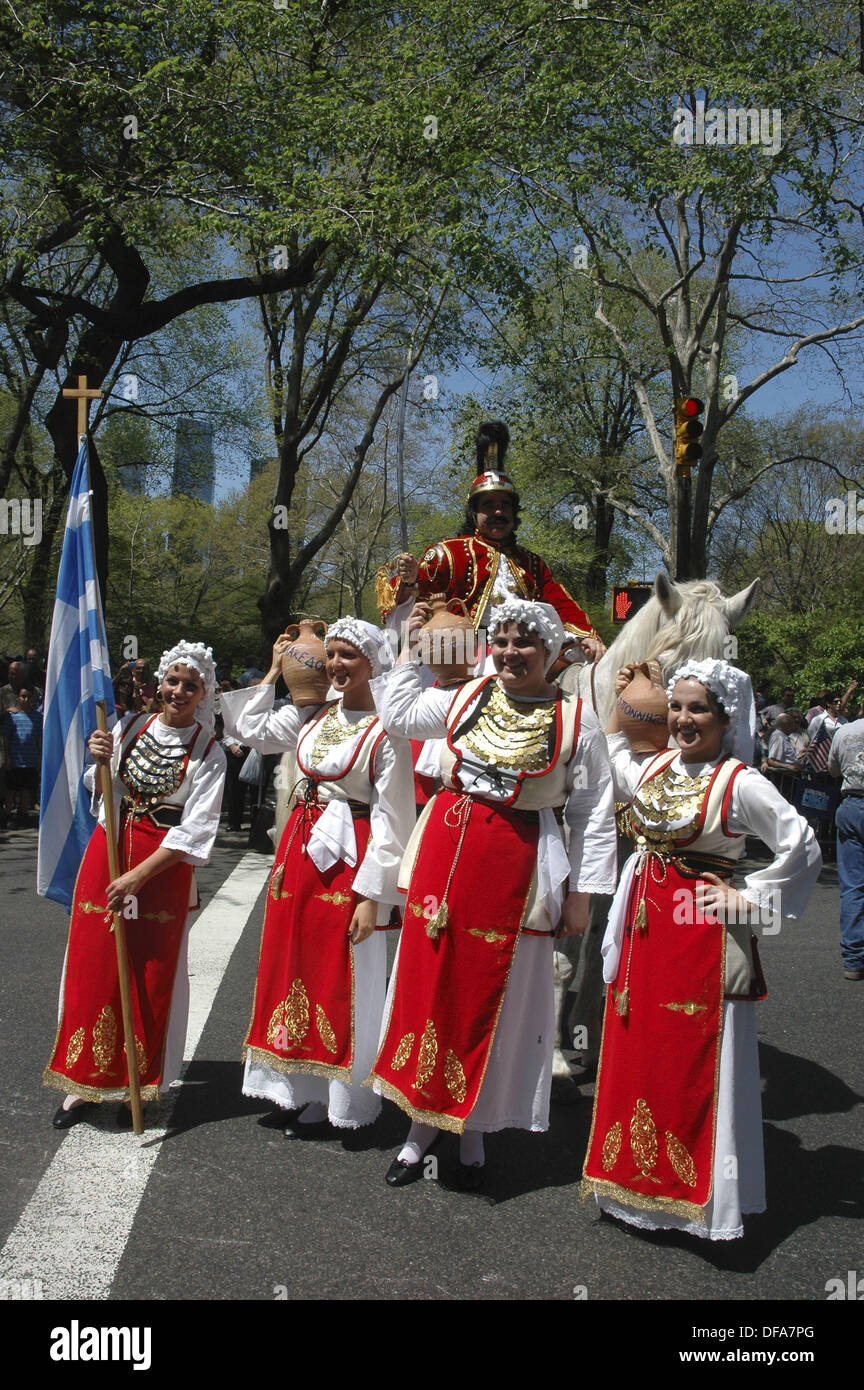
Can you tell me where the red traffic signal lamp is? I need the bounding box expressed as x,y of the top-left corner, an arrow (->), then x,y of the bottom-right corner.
675,397 -> 704,476
611,582 -> 652,625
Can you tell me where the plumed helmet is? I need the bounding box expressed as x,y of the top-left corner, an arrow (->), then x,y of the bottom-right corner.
468,421 -> 518,503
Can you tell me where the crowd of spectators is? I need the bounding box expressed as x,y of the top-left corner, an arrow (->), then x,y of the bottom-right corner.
755,678 -> 860,855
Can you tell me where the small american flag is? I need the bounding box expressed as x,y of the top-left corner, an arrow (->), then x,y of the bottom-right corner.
807,720 -> 833,772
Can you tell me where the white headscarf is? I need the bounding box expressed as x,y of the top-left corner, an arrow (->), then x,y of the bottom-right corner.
156,640 -> 217,735
325,617 -> 394,678
488,599 -> 566,672
666,658 -> 756,763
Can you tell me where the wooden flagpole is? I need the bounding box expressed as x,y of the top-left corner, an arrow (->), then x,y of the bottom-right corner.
63,376 -> 144,1135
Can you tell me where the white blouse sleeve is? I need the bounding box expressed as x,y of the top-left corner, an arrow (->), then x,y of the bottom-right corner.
219,683 -> 313,753
351,733 -> 416,908
729,766 -> 822,918
161,741 -> 228,866
566,713 -> 619,895
370,663 -> 451,740
606,731 -> 656,802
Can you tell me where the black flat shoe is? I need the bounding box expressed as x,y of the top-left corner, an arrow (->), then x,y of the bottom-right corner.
52,1102 -> 91,1130
448,1161 -> 484,1192
384,1155 -> 426,1187
258,1108 -> 298,1130
283,1116 -> 332,1140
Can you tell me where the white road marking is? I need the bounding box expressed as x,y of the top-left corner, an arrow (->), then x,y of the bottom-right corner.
0,852 -> 269,1300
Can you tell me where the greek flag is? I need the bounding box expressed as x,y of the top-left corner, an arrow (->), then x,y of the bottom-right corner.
37,440 -> 115,908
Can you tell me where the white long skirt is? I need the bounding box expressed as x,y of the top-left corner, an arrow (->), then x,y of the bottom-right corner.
242,931 -> 386,1129
375,932 -> 555,1133
594,1001 -> 766,1240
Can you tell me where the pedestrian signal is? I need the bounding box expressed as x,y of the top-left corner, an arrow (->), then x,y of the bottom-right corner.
675,397 -> 704,476
611,583 -> 652,625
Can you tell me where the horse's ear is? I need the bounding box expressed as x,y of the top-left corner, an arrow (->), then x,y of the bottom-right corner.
724,578 -> 760,629
655,572 -> 681,617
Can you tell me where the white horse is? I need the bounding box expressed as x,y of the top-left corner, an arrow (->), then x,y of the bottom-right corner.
553,573 -> 760,1080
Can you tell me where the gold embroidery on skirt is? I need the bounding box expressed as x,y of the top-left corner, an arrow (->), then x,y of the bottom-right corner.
270,864 -> 284,901
315,890 -> 352,906
142,910 -> 174,924
391,1032 -> 415,1071
443,1049 -> 467,1104
601,1120 -> 622,1172
407,902 -> 425,917
630,1097 -> 658,1177
316,1004 -> 338,1054
665,1130 -> 698,1188
135,1036 -> 148,1077
79,900 -> 109,915
266,1002 -> 284,1047
284,978 -> 310,1045
65,1027 -> 85,1070
662,1000 -> 707,1016
415,1019 -> 438,1090
467,928 -> 508,945
92,1005 -> 117,1074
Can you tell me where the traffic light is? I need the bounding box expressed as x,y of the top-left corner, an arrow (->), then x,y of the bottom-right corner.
611,582 -> 653,625
675,397 -> 704,476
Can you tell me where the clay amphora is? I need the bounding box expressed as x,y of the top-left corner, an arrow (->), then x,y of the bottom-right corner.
281,619 -> 329,704
418,594 -> 476,685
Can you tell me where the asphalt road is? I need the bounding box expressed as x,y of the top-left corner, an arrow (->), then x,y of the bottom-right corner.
0,821 -> 861,1326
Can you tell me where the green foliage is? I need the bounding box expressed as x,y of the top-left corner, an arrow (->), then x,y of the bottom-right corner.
736,608 -> 864,699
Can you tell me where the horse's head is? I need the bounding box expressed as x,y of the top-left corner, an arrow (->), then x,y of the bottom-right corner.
648,574 -> 760,676
581,574 -> 760,719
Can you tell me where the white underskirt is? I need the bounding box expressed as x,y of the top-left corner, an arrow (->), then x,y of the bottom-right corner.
376,931 -> 555,1133
594,1000 -> 766,1240
242,931 -> 386,1128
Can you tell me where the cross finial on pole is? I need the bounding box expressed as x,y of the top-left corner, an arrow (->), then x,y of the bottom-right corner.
62,374 -> 103,440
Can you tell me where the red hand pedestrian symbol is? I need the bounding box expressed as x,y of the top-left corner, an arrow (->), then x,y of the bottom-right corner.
615,591 -> 632,621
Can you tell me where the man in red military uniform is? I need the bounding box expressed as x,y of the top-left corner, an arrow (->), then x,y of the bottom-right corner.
380,421 -> 604,661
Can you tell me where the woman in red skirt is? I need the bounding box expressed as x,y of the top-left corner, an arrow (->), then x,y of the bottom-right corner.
45,641 -> 226,1128
220,618 -> 414,1135
370,598 -> 618,1188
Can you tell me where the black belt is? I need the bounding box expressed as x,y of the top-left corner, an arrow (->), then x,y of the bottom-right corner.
300,796 -> 370,820
672,852 -> 736,880
121,799 -> 184,828
841,789 -> 864,798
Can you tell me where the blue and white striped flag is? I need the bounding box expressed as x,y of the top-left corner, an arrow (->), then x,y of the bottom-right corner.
37,440 -> 115,908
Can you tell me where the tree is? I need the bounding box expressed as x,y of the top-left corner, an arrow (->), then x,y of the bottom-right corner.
2,1 -> 606,630
501,0 -> 864,577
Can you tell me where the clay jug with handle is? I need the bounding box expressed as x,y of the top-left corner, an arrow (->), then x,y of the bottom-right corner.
418,595 -> 476,686
281,619 -> 330,705
607,660 -> 670,752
